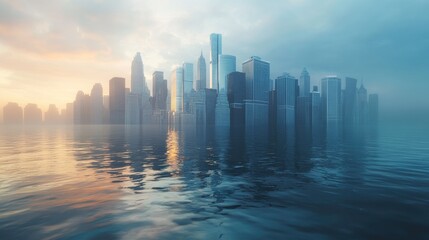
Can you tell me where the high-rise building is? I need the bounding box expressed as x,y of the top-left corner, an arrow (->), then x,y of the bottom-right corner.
242,56 -> 270,131
131,52 -> 151,124
90,83 -> 104,125
216,54 -> 236,126
196,52 -> 207,91
321,76 -> 342,133
343,77 -> 357,128
125,93 -> 140,125
275,73 -> 298,136
310,86 -> 322,139
152,71 -> 168,111
109,77 -> 126,124
299,68 -> 310,97
183,63 -> 194,114
209,33 -> 222,90
170,67 -> 184,113
227,72 -> 246,130
73,91 -> 90,125
24,103 -> 43,125
44,104 -> 60,124
368,93 -> 379,125
3,102 -> 23,124
357,83 -> 368,126
296,96 -> 311,139
63,102 -> 74,124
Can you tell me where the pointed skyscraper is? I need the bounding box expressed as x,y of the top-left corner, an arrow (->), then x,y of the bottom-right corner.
129,52 -> 151,124
299,68 -> 310,97
196,51 -> 207,91
210,33 -> 222,91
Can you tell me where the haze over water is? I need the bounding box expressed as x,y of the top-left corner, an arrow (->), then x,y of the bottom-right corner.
1,123 -> 428,239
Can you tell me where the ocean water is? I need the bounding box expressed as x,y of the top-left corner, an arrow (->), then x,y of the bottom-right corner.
0,124 -> 428,239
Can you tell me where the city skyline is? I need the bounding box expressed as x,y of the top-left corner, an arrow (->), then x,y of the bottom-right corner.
0,1 -> 428,122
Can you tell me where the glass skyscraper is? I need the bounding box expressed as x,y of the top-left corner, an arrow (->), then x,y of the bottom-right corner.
209,33 -> 222,91
242,56 -> 270,132
196,52 -> 207,91
321,76 -> 342,136
299,68 -> 310,97
183,63 -> 194,114
216,54 -> 236,126
275,73 -> 298,137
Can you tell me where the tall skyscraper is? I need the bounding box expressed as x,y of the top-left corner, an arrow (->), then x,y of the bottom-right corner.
299,68 -> 310,97
321,76 -> 342,133
170,67 -> 184,113
3,102 -> 23,124
343,77 -> 357,128
275,73 -> 298,137
109,77 -> 126,124
227,72 -> 246,133
183,63 -> 194,114
310,86 -> 322,139
90,83 -> 104,125
152,71 -> 168,111
125,93 -> 140,125
216,54 -> 236,126
131,52 -> 151,124
196,52 -> 207,91
209,33 -> 222,90
242,56 -> 270,131
368,93 -> 379,125
24,103 -> 43,125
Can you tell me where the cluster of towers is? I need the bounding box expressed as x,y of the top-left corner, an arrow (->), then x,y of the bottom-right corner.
2,33 -> 379,140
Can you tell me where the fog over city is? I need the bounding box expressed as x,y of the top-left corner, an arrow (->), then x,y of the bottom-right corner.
0,0 -> 428,122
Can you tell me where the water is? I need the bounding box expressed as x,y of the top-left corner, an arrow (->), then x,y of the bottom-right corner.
0,124 -> 428,239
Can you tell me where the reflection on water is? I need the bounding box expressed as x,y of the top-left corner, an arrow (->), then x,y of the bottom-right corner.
0,124 -> 429,239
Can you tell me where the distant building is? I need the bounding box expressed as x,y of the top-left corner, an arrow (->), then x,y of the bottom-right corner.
183,62 -> 194,114
210,33 -> 222,90
24,103 -> 42,125
321,76 -> 342,134
131,52 -> 151,124
74,91 -> 90,125
45,104 -> 60,124
196,52 -> 207,91
343,77 -> 358,128
216,54 -> 236,126
299,68 -> 310,97
227,72 -> 246,130
242,56 -> 270,132
357,83 -> 368,126
109,77 -> 126,124
3,102 -> 23,124
275,73 -> 298,137
90,83 -> 104,124
125,93 -> 140,124
368,94 -> 379,125
310,86 -> 322,139
152,71 -> 168,111
170,67 -> 184,113
296,96 -> 311,139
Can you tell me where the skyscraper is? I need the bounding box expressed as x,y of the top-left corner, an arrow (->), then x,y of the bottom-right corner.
109,77 -> 126,124
125,93 -> 140,125
183,63 -> 194,114
209,33 -> 222,90
196,52 -> 207,91
3,102 -> 23,124
216,54 -> 236,126
74,91 -> 90,125
310,86 -> 322,140
242,56 -> 270,131
357,83 -> 368,126
131,52 -> 151,124
152,71 -> 168,111
227,72 -> 246,133
24,103 -> 42,125
321,76 -> 342,134
299,68 -> 310,97
343,77 -> 357,128
170,67 -> 184,113
275,73 -> 298,137
90,83 -> 104,125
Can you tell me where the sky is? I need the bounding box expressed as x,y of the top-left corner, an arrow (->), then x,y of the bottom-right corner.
0,0 -> 428,121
